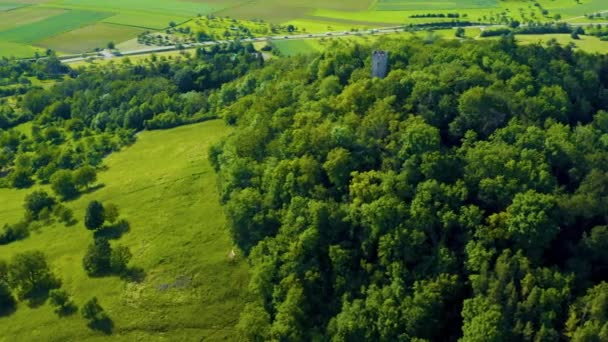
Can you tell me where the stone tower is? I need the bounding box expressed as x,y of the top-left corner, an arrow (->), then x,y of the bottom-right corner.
371,50 -> 388,79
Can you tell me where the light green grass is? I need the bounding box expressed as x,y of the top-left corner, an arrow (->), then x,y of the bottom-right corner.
50,0 -> 228,17
374,0 -> 498,11
0,10 -> 112,43
541,0 -> 607,18
273,39 -> 323,56
0,41 -> 43,58
283,19 -> 363,33
0,120 -> 249,341
0,2 -> 26,11
103,12 -> 190,30
514,33 -> 608,54
36,23 -> 144,54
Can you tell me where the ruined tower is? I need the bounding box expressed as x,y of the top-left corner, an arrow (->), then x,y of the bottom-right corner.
371,50 -> 388,79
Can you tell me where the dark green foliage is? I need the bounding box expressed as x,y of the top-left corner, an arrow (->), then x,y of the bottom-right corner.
109,245 -> 132,276
8,251 -> 60,303
81,297 -> 112,333
0,222 -> 29,245
83,238 -> 111,276
84,201 -> 105,231
50,170 -> 78,200
83,237 -> 131,276
48,288 -> 77,316
73,165 -> 96,190
23,190 -> 56,221
0,42 -> 261,191
0,281 -> 15,316
9,168 -> 33,188
212,38 -> 608,339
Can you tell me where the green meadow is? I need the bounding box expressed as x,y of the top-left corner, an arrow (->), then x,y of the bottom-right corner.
0,120 -> 249,341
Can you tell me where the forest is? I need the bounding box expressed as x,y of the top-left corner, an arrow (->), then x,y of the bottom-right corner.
211,37 -> 608,341
0,34 -> 608,340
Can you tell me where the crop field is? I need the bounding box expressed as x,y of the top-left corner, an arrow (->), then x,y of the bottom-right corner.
0,2 -> 26,11
374,0 -> 498,11
0,7 -> 65,31
514,33 -> 608,54
0,120 -> 250,341
36,23 -> 144,54
0,41 -> 43,58
0,10 -> 111,43
0,0 -> 606,68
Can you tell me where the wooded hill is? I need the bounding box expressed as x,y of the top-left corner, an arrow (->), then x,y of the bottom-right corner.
212,37 -> 608,341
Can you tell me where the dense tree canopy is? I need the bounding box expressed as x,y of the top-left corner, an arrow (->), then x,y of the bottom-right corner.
212,37 -> 608,340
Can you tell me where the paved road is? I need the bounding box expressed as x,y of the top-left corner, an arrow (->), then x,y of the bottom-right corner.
60,26 -> 407,63
60,18 -> 608,64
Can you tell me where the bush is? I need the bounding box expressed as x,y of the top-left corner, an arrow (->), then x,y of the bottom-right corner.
0,281 -> 16,316
83,238 -> 112,276
73,165 -> 97,190
85,201 -> 105,230
10,168 -> 33,189
23,190 -> 56,221
144,111 -> 185,130
50,170 -> 78,200
0,222 -> 29,245
8,251 -> 60,302
110,245 -> 132,275
53,204 -> 75,226
82,297 -> 112,333
48,288 -> 77,316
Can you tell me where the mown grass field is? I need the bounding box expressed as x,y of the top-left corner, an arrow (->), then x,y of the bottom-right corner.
0,120 -> 250,341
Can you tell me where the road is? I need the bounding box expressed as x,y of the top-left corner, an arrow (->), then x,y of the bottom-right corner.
60,26 -> 406,64
59,18 -> 608,64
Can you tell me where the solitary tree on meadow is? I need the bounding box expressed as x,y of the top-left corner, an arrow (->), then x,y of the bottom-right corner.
85,201 -> 105,231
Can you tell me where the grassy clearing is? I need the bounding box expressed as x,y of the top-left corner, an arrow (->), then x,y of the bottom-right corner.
514,33 -> 608,54
273,39 -> 324,56
541,0 -> 607,18
0,120 -> 249,341
36,23 -> 144,54
0,10 -> 111,43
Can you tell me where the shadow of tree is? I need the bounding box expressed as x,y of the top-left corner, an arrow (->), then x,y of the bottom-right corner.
0,302 -> 16,317
81,184 -> 105,195
93,220 -> 130,240
56,303 -> 78,317
121,267 -> 146,283
88,316 -> 114,334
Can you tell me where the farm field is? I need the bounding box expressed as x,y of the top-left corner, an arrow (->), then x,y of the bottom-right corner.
513,33 -> 608,54
36,23 -> 144,54
0,120 -> 250,341
0,0 -> 607,58
0,10 -> 111,43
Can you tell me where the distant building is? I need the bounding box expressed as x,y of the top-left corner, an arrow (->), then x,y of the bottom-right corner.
371,50 -> 388,79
